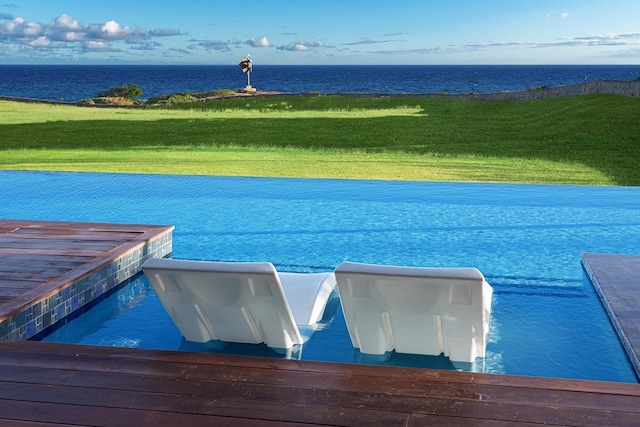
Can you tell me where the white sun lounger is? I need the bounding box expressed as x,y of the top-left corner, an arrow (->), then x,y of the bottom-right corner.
334,262 -> 493,363
142,258 -> 336,350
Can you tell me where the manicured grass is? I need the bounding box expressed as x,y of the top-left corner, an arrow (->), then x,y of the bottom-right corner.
1,147 -> 608,184
1,94 -> 638,185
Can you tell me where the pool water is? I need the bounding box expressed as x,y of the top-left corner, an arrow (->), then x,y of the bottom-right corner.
2,171 -> 638,383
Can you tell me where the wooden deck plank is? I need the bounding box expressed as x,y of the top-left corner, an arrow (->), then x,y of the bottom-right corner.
6,229 -> 146,239
0,265 -> 76,275
0,288 -> 40,298
0,340 -> 638,427
0,238 -> 128,251
0,400 -> 304,427
0,247 -> 106,257
0,382 -> 411,427
0,272 -> 66,282
0,255 -> 84,269
0,253 -> 91,263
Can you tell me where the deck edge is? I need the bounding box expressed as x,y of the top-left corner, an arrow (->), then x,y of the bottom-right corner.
582,252 -> 640,380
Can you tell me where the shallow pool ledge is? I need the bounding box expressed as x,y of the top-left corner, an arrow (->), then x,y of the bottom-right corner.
582,252 -> 640,379
0,220 -> 173,340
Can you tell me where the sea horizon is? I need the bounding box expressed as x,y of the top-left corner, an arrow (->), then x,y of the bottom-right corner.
2,64 -> 639,102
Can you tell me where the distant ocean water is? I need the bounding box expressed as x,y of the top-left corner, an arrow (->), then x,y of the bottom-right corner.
1,64 -> 639,102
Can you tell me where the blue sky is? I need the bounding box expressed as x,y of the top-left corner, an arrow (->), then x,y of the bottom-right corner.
1,1 -> 639,65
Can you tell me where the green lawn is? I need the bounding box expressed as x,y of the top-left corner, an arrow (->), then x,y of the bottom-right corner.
1,94 -> 638,185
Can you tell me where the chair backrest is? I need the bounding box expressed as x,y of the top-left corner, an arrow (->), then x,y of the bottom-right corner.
334,262 -> 492,363
143,258 -> 303,349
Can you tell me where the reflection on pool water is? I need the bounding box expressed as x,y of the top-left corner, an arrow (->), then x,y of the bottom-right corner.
2,171 -> 638,383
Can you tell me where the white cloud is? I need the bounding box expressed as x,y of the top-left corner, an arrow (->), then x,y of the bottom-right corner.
372,32 -> 640,57
554,32 -> 640,47
52,13 -> 81,30
148,28 -> 182,37
128,40 -> 162,51
277,40 -> 326,51
28,36 -> 49,47
343,37 -> 394,46
0,12 -> 180,54
101,20 -> 121,35
290,43 -> 311,51
84,40 -> 111,50
547,12 -> 569,19
287,43 -> 310,51
22,21 -> 42,36
196,39 -> 230,51
246,36 -> 272,47
61,31 -> 84,42
84,20 -> 145,40
170,47 -> 191,55
383,32 -> 409,37
1,16 -> 26,34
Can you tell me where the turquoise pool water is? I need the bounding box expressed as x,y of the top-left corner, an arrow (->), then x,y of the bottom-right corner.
2,171 -> 638,383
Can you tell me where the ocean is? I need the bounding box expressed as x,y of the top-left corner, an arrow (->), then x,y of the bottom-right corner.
1,64 -> 639,103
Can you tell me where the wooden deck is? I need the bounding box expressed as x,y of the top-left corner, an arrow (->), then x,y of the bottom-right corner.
0,340 -> 638,426
0,219 -> 173,340
1,220 -> 639,425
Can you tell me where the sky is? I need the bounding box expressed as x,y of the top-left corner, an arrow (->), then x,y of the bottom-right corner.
1,1 -> 639,65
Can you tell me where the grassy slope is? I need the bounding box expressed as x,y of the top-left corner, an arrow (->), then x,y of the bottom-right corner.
1,95 -> 638,185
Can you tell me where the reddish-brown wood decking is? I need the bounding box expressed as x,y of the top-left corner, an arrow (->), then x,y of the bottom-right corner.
0,340 -> 638,426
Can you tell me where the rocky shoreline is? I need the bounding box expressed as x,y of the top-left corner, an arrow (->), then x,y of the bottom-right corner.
1,79 -> 639,107
321,79 -> 640,100
428,79 -> 640,100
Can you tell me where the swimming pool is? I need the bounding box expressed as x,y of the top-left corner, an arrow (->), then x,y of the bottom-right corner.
2,170 -> 638,383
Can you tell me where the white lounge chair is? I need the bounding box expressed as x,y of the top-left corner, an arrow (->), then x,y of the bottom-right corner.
142,258 -> 337,350
334,262 -> 493,363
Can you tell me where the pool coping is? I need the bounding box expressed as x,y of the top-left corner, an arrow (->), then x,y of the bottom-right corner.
0,220 -> 173,340
582,252 -> 640,379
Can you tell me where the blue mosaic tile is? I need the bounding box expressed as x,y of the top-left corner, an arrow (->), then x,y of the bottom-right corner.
26,320 -> 37,337
15,311 -> 26,328
33,302 -> 42,318
42,311 -> 52,329
55,304 -> 66,321
96,280 -> 106,296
